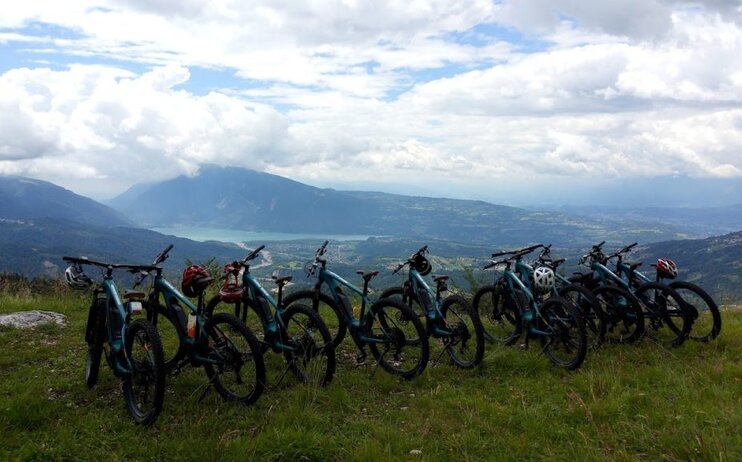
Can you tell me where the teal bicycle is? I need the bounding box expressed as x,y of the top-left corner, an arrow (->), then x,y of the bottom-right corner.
473,246 -> 587,370
378,245 -> 485,369
134,245 -> 265,404
285,241 -> 429,379
206,245 -> 336,387
575,242 -> 692,347
63,256 -> 166,425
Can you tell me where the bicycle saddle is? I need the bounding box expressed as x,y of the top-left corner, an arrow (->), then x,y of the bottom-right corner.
356,270 -> 379,281
193,276 -> 214,292
626,261 -> 642,270
123,289 -> 146,300
432,275 -> 449,283
272,275 -> 293,287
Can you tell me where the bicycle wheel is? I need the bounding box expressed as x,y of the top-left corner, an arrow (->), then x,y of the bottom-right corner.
633,282 -> 691,347
669,281 -> 721,342
592,285 -> 644,343
439,295 -> 485,369
472,284 -> 521,345
557,284 -> 605,351
538,297 -> 587,370
367,298 -> 429,380
146,300 -> 187,371
84,298 -> 106,389
281,304 -> 336,387
206,296 -> 271,354
282,290 -> 347,348
122,319 -> 166,425
203,313 -> 265,405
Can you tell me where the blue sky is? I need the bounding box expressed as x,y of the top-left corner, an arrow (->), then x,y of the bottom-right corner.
0,1 -> 741,206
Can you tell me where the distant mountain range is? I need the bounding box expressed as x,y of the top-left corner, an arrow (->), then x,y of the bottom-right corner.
110,165 -> 692,246
0,176 -> 133,228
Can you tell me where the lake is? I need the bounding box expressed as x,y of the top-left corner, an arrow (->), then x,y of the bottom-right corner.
151,226 -> 375,243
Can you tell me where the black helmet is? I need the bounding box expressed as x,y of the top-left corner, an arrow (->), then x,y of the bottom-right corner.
412,254 -> 431,276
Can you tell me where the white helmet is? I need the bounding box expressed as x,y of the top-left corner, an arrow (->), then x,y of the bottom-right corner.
64,265 -> 91,289
533,266 -> 555,294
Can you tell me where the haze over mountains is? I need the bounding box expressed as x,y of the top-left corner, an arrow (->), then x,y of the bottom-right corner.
1,169 -> 741,301
110,165 -> 695,247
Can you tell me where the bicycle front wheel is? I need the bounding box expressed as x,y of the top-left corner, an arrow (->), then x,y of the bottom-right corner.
539,298 -> 587,370
367,298 -> 429,380
282,304 -> 336,387
122,319 -> 166,425
472,284 -> 521,345
440,295 -> 485,369
669,281 -> 721,342
282,290 -> 347,348
203,313 -> 265,405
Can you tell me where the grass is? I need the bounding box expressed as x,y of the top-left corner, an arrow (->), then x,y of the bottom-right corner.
1,293 -> 740,461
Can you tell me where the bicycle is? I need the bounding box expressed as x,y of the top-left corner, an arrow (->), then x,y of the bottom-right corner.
134,245 -> 265,404
284,241 -> 429,379
576,242 -> 690,347
377,245 -> 485,369
62,256 -> 166,425
205,245 -> 336,387
610,243 -> 698,346
473,247 -> 587,370
527,245 -> 607,351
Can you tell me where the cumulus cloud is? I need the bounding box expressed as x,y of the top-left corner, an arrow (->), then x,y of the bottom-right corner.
0,1 -> 741,200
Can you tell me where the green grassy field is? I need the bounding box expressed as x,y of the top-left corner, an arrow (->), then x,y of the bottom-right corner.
1,293 -> 740,461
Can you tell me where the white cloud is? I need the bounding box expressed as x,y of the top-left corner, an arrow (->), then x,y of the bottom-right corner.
0,1 -> 741,201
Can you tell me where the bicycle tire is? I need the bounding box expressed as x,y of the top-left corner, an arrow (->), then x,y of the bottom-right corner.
85,298 -> 106,389
471,283 -> 522,345
203,313 -> 265,405
146,299 -> 188,371
281,304 -> 336,387
634,282 -> 691,347
439,294 -> 485,369
122,319 -> 166,425
282,290 -> 347,348
592,285 -> 645,344
367,298 -> 429,380
538,297 -> 587,370
557,284 -> 605,351
669,281 -> 721,342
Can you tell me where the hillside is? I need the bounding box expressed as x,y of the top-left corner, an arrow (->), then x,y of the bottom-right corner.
637,231 -> 742,302
0,218 -> 244,278
0,176 -> 133,228
111,165 -> 690,246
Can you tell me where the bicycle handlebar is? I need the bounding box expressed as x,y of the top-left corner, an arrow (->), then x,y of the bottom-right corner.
392,245 -> 428,274
63,256 -> 158,273
491,243 -> 542,258
152,244 -> 173,265
243,244 -> 266,263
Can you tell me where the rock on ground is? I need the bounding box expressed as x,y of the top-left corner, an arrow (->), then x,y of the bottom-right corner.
0,310 -> 67,328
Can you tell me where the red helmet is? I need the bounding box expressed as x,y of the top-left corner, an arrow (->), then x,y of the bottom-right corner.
219,262 -> 244,302
181,265 -> 212,297
655,258 -> 678,279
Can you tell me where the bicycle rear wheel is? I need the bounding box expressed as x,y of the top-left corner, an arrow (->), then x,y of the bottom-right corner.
85,298 -> 106,389
592,285 -> 644,343
122,319 -> 166,425
203,313 -> 265,405
472,283 -> 521,345
440,295 -> 485,368
669,281 -> 721,342
367,298 -> 429,380
539,298 -> 587,370
558,284 -> 605,351
634,282 -> 690,347
281,304 -> 336,387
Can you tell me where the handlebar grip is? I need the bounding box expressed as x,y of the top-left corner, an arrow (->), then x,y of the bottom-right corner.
594,241 -> 606,249
491,250 -> 510,257
255,244 -> 266,253
163,244 -> 174,254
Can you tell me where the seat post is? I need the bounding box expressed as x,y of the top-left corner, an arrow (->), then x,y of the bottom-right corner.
277,283 -> 284,306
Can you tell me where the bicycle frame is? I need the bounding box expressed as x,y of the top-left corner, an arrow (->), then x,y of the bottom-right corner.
94,277 -> 133,377
240,271 -> 298,353
406,268 -> 452,337
315,266 -> 390,347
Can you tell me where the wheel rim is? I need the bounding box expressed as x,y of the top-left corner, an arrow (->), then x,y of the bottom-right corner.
209,321 -> 260,399
372,304 -> 426,376
285,311 -> 332,387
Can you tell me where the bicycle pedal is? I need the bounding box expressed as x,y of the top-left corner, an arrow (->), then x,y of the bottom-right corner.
355,351 -> 367,364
